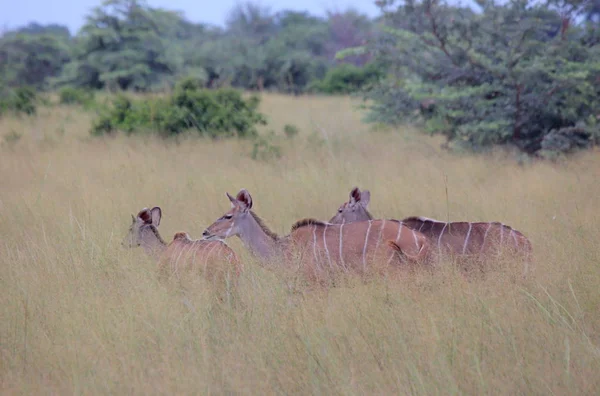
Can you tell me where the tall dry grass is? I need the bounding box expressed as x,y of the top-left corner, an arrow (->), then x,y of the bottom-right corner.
1,94 -> 599,395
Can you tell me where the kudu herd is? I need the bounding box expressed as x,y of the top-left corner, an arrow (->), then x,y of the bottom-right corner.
123,187 -> 533,286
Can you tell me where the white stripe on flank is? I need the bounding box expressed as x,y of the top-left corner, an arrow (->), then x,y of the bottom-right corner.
481,223 -> 493,253
339,223 -> 347,271
462,223 -> 472,255
417,216 -> 442,222
323,224 -> 332,269
500,224 -> 505,245
362,220 -> 373,271
397,222 -> 404,242
437,222 -> 448,252
204,242 -> 220,272
173,243 -> 187,277
387,222 -> 404,266
411,230 -> 419,250
312,225 -> 318,266
373,220 -> 386,256
510,229 -> 518,248
418,221 -> 426,231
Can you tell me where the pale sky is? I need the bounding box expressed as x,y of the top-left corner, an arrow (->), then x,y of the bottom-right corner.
1,0 -> 382,34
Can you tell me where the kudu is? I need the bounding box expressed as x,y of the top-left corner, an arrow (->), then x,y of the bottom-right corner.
201,189 -> 432,283
123,207 -> 242,284
329,187 -> 533,274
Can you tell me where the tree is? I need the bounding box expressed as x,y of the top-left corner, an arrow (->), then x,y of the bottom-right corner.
56,0 -> 183,91
0,32 -> 71,89
359,0 -> 600,157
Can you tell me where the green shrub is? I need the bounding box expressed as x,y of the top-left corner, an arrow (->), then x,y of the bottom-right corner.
0,86 -> 37,116
91,84 -> 267,138
309,63 -> 384,94
283,124 -> 299,139
58,87 -> 95,108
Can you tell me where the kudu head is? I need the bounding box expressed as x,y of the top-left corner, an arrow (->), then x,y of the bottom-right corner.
122,206 -> 162,248
329,187 -> 372,224
202,189 -> 253,241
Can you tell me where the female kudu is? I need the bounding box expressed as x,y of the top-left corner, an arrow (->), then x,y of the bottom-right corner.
329,187 -> 533,275
201,189 -> 432,284
123,206 -> 242,285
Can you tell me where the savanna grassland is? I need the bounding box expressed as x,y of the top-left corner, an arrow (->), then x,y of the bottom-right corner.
1,94 -> 599,395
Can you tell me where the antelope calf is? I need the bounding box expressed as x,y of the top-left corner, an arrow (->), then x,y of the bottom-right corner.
201,189 -> 432,284
329,187 -> 533,275
123,206 -> 242,285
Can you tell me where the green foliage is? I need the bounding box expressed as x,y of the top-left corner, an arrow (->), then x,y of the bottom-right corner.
91,83 -> 267,138
0,32 -> 71,89
58,87 -> 96,107
364,0 -> 600,157
56,0 -> 183,91
283,124 -> 299,139
0,86 -> 38,116
1,2 -> 376,95
309,63 -> 384,94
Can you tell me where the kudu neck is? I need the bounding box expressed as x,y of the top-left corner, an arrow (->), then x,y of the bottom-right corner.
237,211 -> 281,260
140,225 -> 167,258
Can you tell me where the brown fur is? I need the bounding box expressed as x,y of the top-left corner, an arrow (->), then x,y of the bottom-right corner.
173,231 -> 191,241
286,218 -> 431,283
330,188 -> 533,270
401,216 -> 533,261
127,208 -> 243,284
158,238 -> 243,284
290,218 -> 328,231
203,189 -> 433,284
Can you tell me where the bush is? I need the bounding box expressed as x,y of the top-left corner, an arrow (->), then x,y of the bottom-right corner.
283,124 -> 299,139
0,86 -> 37,116
309,63 -> 384,94
58,87 -> 95,108
91,84 -> 267,138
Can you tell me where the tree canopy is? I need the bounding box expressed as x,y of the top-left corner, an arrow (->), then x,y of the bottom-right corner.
358,0 -> 600,157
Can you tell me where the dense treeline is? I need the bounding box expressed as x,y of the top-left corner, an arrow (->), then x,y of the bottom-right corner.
1,0 -> 599,158
0,0 -> 377,94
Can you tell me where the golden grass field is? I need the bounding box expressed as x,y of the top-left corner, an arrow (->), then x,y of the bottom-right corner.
1,93 -> 599,394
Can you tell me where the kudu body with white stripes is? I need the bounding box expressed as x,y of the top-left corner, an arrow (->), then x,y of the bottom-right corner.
201,189 -> 432,283
329,187 -> 533,273
123,207 -> 242,283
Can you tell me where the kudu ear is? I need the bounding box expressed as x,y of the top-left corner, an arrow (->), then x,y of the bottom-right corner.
236,189 -> 253,212
150,207 -> 162,226
349,187 -> 362,205
137,208 -> 153,224
360,190 -> 370,208
227,192 -> 237,208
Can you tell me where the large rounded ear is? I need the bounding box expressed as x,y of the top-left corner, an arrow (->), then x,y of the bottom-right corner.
236,189 -> 253,212
150,207 -> 162,226
349,187 -> 361,205
137,208 -> 153,224
360,190 -> 370,208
